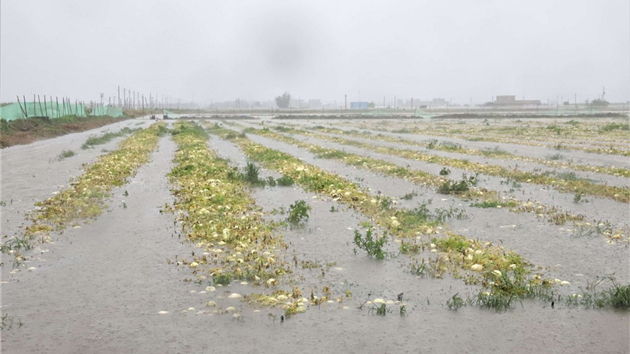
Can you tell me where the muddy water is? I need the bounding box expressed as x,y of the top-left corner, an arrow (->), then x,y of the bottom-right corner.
1,136 -> 205,352
1,123 -> 628,354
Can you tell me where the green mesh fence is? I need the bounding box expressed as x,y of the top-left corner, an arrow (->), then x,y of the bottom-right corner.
163,110 -> 181,118
89,105 -> 124,117
412,108 -> 441,119
361,110 -> 381,117
106,107 -> 124,118
0,102 -> 124,121
0,102 -> 86,120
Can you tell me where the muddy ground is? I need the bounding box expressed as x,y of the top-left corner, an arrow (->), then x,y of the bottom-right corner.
1,118 -> 628,353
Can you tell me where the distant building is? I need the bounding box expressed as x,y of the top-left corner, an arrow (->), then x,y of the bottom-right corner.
308,99 -> 322,108
350,102 -> 369,109
431,98 -> 447,106
494,95 -> 541,106
289,99 -> 308,108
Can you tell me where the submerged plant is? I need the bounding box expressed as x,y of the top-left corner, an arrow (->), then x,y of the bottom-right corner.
566,276 -> 630,310
287,200 -> 311,225
400,191 -> 418,200
446,293 -> 465,311
81,127 -> 136,149
353,227 -> 387,260
276,175 -> 295,186
213,274 -> 232,286
376,304 -> 387,316
244,162 -> 261,184
0,313 -> 23,331
56,150 -> 76,161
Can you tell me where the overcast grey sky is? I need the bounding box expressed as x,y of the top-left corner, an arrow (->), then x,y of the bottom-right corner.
1,0 -> 629,105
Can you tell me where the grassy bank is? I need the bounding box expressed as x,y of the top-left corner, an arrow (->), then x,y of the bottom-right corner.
0,115 -> 131,148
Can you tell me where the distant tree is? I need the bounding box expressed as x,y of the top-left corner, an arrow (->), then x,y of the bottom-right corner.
368,102 -> 375,108
590,99 -> 609,107
275,92 -> 291,108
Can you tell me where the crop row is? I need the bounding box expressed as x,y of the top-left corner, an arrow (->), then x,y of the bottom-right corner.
1,123 -> 167,265
263,125 -> 629,203
169,122 -> 364,316
302,125 -> 630,179
367,122 -> 630,156
168,122 -> 291,284
204,123 -> 571,310
229,124 -> 628,243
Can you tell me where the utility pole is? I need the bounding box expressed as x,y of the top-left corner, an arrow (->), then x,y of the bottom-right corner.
344,94 -> 347,111
118,86 -> 121,107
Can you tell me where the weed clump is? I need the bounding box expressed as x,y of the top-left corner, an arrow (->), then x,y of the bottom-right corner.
446,293 -> 465,311
81,127 -> 136,149
244,162 -> 261,184
400,191 -> 418,200
276,175 -> 295,186
213,274 -> 232,286
437,174 -> 477,195
56,150 -> 76,161
353,228 -> 387,260
287,200 -> 311,225
600,123 -> 629,132
567,277 -> 630,310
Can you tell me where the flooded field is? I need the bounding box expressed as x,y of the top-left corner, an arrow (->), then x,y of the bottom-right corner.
1,117 -> 629,353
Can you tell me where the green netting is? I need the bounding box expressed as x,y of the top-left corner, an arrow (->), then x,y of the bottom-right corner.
361,110 -> 381,117
106,106 -> 124,118
89,105 -> 123,117
163,110 -> 181,118
90,105 -> 108,116
0,102 -> 126,121
0,102 -> 86,121
414,108 -> 439,119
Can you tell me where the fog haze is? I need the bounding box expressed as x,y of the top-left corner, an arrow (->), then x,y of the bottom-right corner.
2,0 -> 629,104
